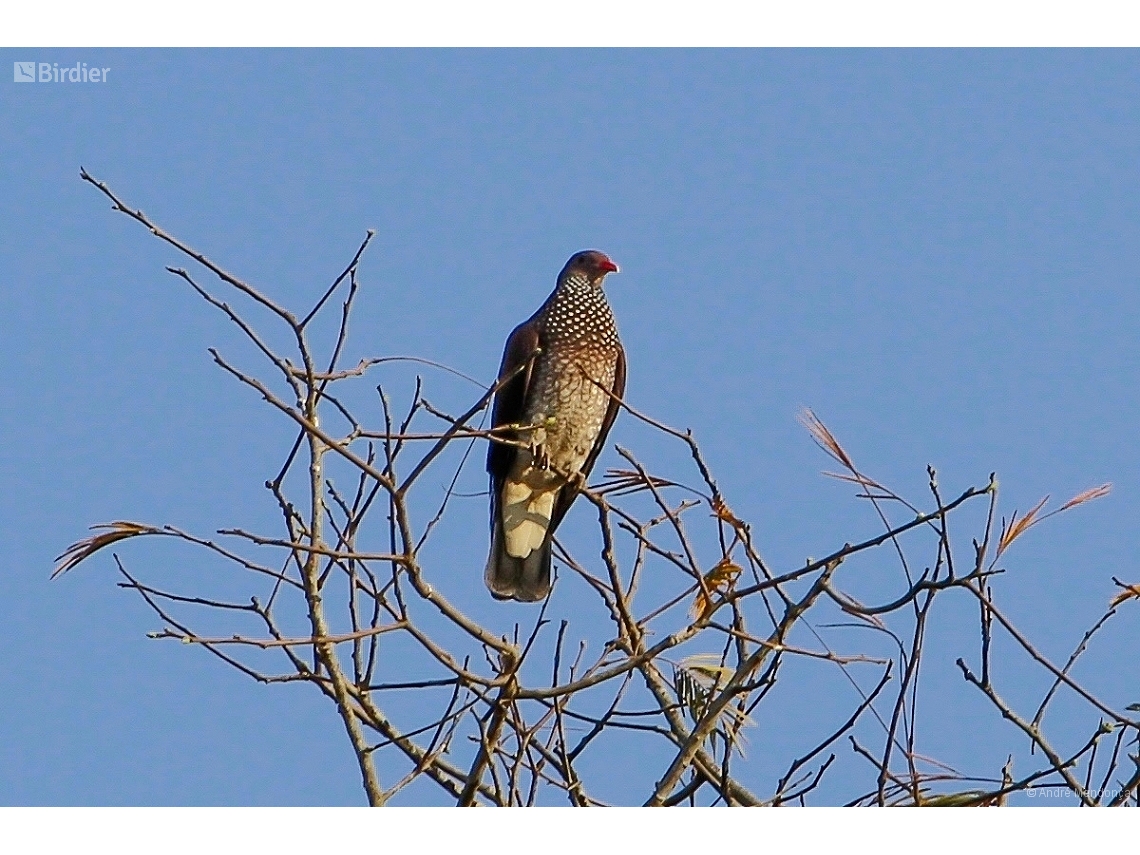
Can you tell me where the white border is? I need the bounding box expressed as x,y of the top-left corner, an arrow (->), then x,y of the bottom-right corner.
3,1 -> 1140,47
4,806 -> 1137,851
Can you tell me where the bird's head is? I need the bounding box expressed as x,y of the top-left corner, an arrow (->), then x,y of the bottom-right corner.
559,250 -> 619,288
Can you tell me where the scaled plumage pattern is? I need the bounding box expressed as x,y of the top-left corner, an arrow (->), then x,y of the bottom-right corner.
485,250 -> 626,602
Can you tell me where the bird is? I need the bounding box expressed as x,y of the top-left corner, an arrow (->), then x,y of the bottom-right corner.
484,250 -> 626,602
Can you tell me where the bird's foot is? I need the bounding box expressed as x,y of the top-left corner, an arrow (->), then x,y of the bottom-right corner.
532,444 -> 550,471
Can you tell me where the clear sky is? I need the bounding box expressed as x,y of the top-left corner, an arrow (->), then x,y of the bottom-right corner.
2,49 -> 1139,805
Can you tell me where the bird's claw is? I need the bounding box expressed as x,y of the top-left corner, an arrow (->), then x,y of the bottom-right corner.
532,444 -> 550,471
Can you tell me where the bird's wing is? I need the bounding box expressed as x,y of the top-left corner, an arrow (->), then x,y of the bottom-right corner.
487,313 -> 542,487
550,343 -> 626,533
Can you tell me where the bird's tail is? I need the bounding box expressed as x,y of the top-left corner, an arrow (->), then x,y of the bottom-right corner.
485,514 -> 552,602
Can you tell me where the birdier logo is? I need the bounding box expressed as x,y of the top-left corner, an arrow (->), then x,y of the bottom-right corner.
13,61 -> 110,83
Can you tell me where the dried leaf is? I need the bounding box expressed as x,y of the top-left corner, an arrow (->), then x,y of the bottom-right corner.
691,558 -> 743,619
52,521 -> 158,578
799,409 -> 855,471
1058,483 -> 1112,512
996,495 -> 1049,558
993,484 -> 1110,562
710,494 -> 744,528
1110,581 -> 1140,608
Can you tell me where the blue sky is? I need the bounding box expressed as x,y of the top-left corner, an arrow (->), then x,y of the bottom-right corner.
2,49 -> 1139,805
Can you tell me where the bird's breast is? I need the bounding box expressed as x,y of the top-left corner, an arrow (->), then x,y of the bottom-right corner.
523,343 -> 618,476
